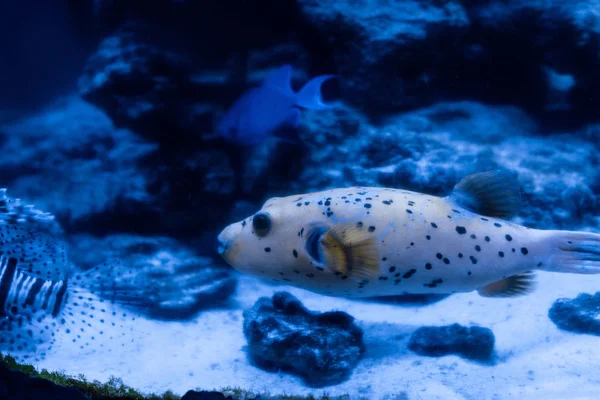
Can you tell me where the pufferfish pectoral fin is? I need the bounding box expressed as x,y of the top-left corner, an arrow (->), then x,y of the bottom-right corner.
447,169 -> 522,219
319,223 -> 380,280
477,271 -> 537,298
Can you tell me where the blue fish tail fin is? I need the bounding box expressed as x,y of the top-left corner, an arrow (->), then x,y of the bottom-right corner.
543,230 -> 600,274
295,74 -> 337,110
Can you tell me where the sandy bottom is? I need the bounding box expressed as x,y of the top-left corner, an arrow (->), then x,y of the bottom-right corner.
26,271 -> 600,400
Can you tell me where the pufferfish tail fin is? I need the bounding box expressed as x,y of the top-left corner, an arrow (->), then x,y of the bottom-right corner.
541,230 -> 600,274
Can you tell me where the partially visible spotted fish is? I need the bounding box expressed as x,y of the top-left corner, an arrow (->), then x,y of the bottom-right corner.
0,190 -> 140,362
218,170 -> 600,299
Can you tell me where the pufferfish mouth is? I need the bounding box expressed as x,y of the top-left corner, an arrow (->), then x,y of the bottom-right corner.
305,226 -> 327,265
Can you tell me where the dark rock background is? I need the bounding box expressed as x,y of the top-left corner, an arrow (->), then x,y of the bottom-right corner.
0,0 -> 598,316
1,0 -> 599,397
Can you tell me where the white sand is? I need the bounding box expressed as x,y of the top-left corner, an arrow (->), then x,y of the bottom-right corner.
26,271 -> 600,400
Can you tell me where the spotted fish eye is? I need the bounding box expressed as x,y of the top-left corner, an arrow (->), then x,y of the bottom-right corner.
252,212 -> 271,237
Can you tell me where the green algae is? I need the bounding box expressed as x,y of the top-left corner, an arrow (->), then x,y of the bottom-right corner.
0,353 -> 178,400
1,354 -> 362,400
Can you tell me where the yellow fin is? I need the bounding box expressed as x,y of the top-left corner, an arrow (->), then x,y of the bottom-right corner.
477,271 -> 536,298
320,223 -> 380,280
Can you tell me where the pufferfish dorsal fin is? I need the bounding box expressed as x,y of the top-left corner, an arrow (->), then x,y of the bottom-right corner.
447,169 -> 522,219
477,271 -> 536,298
319,223 -> 380,281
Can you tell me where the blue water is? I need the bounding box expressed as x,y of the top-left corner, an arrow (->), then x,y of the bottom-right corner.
1,1 -> 599,399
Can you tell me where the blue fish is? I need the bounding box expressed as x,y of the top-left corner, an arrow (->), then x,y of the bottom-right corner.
217,64 -> 336,146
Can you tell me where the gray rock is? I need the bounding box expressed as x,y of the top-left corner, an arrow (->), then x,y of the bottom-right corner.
408,323 -> 495,361
0,96 -> 157,227
297,0 -> 469,115
298,101 -> 600,232
243,291 -> 365,387
68,234 -> 237,320
548,292 -> 600,336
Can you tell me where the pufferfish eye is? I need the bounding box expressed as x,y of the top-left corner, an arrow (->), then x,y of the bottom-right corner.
252,212 -> 271,237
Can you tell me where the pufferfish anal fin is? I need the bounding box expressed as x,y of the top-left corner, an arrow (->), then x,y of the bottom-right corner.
477,271 -> 536,298
320,223 -> 380,280
447,169 -> 522,219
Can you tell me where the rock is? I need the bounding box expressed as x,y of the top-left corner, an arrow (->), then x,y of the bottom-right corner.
296,0 -> 600,128
297,0 -> 470,116
0,96 -> 157,231
298,101 -> 600,232
181,391 -> 231,400
68,234 -> 237,320
0,361 -> 87,400
243,291 -> 365,387
408,323 -> 495,361
548,292 -> 600,336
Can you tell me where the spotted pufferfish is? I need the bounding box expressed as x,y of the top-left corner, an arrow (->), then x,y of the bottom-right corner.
218,170 -> 600,298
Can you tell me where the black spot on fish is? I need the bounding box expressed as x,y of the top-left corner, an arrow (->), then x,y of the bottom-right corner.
378,276 -> 389,281
406,209 -> 413,214
521,247 -> 529,255
357,192 -> 367,195
456,226 -> 467,234
537,262 -> 543,267
485,236 -> 490,242
494,223 -> 502,228
410,242 -> 415,246
297,203 -> 302,207
424,278 -> 443,288
293,249 -> 298,258
306,273 -> 314,278
426,235 -> 431,240
264,247 -> 271,253
403,269 -> 417,279
356,222 -> 364,229
389,266 -> 396,273
366,197 -> 372,201
316,267 -> 325,272
408,201 -> 415,206
436,253 -> 443,259
480,217 -> 489,221
468,271 -> 472,276
318,200 -> 323,205
382,200 -> 393,205
364,204 -> 372,209
324,200 -> 331,206
512,248 -> 516,253
443,257 -> 450,264
395,273 -> 401,277
355,198 -> 361,202
368,226 -> 376,233
425,263 -> 432,270
458,253 -> 464,258
241,220 -> 247,227
304,202 -> 310,206
382,257 -> 387,261
475,245 -> 481,252
505,234 -> 513,241
499,251 -> 504,257
469,256 -> 478,264
431,222 -> 438,228
394,279 -> 401,285
298,228 -> 304,237
326,211 -> 333,217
